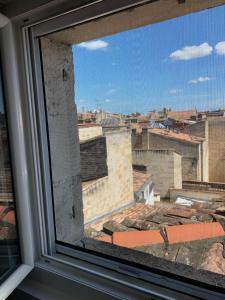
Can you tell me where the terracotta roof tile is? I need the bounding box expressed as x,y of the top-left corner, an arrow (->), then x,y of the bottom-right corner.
113,230 -> 164,248
89,204 -> 157,231
149,128 -> 204,144
167,110 -> 196,121
133,171 -> 151,192
165,208 -> 196,219
166,222 -> 225,244
95,235 -> 112,243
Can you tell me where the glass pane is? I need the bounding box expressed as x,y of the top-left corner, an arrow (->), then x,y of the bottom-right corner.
40,1 -> 225,288
0,67 -> 20,283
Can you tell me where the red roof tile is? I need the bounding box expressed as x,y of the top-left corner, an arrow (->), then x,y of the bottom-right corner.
167,110 -> 196,121
166,222 -> 225,244
113,230 -> 164,248
95,235 -> 112,243
149,128 -> 204,144
166,208 -> 196,219
133,171 -> 151,192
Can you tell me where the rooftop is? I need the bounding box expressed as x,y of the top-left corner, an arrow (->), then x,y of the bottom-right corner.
149,128 -> 204,144
133,170 -> 152,193
85,200 -> 225,275
167,110 -> 197,121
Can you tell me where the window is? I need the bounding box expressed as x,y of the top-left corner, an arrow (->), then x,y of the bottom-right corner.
0,66 -> 20,283
26,0 -> 225,298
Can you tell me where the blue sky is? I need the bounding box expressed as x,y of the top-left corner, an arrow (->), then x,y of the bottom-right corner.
73,5 -> 225,114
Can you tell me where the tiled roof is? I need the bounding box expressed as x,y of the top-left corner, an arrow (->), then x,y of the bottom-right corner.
87,200 -> 225,274
165,222 -> 224,244
113,230 -> 164,248
133,171 -> 152,192
149,128 -> 204,144
167,110 -> 196,121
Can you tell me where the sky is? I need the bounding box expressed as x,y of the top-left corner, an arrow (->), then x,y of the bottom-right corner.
73,5 -> 225,114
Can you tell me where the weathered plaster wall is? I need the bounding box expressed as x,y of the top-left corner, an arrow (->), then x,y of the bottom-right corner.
83,129 -> 134,223
79,125 -> 102,142
208,118 -> 225,182
133,149 -> 182,198
41,37 -> 84,244
182,118 -> 225,183
147,132 -> 201,181
182,120 -> 207,138
182,121 -> 209,181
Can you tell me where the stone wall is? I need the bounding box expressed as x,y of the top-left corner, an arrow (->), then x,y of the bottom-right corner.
132,129 -> 142,148
133,149 -> 182,198
182,120 -> 206,138
182,121 -> 209,181
146,131 -> 201,181
79,125 -> 102,142
41,37 -> 84,244
83,129 -> 134,223
80,136 -> 108,181
208,118 -> 225,182
182,118 -> 225,183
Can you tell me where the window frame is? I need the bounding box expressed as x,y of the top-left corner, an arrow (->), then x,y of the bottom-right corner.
17,0 -> 225,299
0,22 -> 34,298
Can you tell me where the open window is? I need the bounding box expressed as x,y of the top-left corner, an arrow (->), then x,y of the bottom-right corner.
0,57 -> 32,298
23,0 -> 225,298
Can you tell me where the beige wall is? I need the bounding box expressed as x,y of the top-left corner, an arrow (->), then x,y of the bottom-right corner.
182,121 -> 209,181
183,118 -> 225,183
145,131 -> 201,181
133,149 -> 182,198
83,129 -> 134,223
208,118 -> 225,182
79,125 -> 103,142
41,37 -> 84,244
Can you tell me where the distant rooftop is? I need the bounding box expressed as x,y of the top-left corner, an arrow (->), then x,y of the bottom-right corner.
149,128 -> 204,144
167,110 -> 197,121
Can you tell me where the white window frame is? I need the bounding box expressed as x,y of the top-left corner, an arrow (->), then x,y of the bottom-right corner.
0,22 -> 34,299
1,0 -> 225,299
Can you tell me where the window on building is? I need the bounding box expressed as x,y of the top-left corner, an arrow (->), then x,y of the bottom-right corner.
34,0 -> 225,294
0,66 -> 20,283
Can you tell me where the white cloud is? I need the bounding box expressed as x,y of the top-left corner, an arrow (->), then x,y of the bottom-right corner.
105,99 -> 111,103
215,41 -> 225,55
78,39 -> 108,51
189,76 -> 211,84
107,88 -> 117,95
170,43 -> 213,61
169,89 -> 182,95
